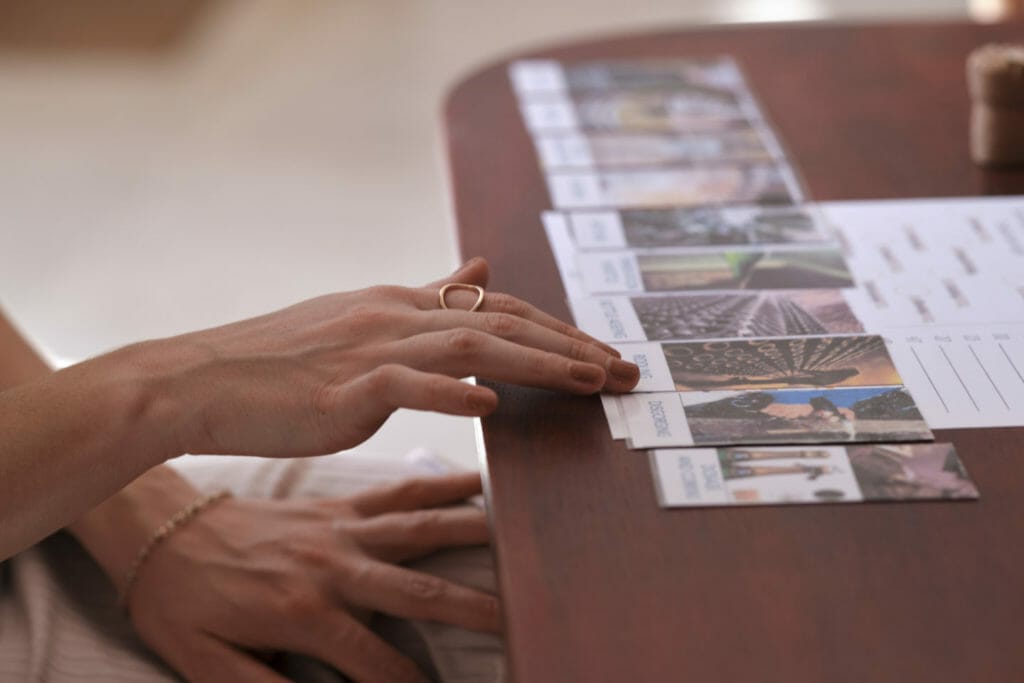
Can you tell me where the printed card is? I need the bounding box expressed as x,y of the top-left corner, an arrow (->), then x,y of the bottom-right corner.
575,247 -> 855,294
532,125 -> 782,169
568,290 -> 865,342
601,393 -> 629,439
650,443 -> 978,508
543,211 -> 588,298
518,87 -> 763,134
510,57 -> 748,97
621,386 -> 933,448
548,204 -> 831,251
616,335 -> 902,393
545,163 -> 803,210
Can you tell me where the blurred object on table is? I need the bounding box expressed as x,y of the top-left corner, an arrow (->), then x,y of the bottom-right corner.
0,0 -> 214,53
968,43 -> 1024,166
970,0 -> 1024,21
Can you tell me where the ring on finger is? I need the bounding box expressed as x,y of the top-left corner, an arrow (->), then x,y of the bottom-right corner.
439,283 -> 485,312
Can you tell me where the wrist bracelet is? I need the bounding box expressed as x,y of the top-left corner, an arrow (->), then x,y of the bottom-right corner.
119,489 -> 233,609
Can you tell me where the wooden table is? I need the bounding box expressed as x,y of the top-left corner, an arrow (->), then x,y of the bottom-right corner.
443,21 -> 1024,683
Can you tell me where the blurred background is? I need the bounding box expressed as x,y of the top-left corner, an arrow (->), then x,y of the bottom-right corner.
0,0 -> 1016,468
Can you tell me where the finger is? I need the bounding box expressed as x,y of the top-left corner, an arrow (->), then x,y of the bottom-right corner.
349,472 -> 483,516
351,506 -> 490,562
426,256 -> 490,289
300,611 -> 429,683
318,365 -> 498,451
173,636 -> 290,683
414,308 -> 639,391
340,560 -> 502,634
413,285 -> 622,358
383,329 -> 612,394
487,291 -> 622,356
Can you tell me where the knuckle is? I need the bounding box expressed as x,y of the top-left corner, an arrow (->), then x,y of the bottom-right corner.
555,319 -> 576,337
274,583 -> 324,621
423,375 -> 453,402
566,340 -> 588,362
329,517 -> 358,539
330,617 -> 370,652
489,293 -> 523,316
445,328 -> 484,355
311,379 -> 339,417
403,573 -> 446,601
391,478 -> 429,504
409,508 -> 443,534
530,351 -> 553,377
483,312 -> 518,337
309,379 -> 348,450
336,556 -> 377,593
367,364 -> 402,394
287,541 -> 334,571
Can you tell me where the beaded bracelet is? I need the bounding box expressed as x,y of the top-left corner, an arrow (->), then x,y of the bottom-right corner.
119,489 -> 233,609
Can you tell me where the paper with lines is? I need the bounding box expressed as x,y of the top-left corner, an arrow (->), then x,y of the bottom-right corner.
554,196 -> 1024,433
824,196 -> 1024,430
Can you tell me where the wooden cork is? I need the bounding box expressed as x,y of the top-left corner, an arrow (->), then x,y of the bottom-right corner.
967,44 -> 1024,166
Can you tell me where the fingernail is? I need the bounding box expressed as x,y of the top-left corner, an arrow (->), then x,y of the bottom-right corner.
570,363 -> 604,386
609,358 -> 640,383
597,342 -> 621,358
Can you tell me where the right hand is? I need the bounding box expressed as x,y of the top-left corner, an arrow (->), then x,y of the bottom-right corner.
146,257 -> 638,458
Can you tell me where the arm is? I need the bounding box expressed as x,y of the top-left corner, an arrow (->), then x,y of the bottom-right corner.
1,258 -> 639,559
0,316 -> 187,558
0,307 -> 200,569
0,314 -> 498,682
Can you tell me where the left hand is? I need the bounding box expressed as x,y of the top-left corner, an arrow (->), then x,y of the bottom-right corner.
80,470 -> 497,683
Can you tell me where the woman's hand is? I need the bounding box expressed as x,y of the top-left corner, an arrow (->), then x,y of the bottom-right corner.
118,472 -> 495,683
1,257 -> 637,559
150,257 -> 639,458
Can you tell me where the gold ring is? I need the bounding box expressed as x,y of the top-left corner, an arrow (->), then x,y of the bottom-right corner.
439,283 -> 485,312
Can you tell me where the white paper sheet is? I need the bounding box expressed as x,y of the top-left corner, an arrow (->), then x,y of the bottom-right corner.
554,196 -> 1024,435
823,196 -> 1024,429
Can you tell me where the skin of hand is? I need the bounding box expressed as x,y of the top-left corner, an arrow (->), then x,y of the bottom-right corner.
0,257 -> 639,559
72,468 -> 493,683
159,257 -> 638,459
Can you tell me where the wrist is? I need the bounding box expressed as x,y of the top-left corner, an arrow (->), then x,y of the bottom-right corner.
68,465 -> 201,592
0,340 -> 205,560
108,336 -> 213,461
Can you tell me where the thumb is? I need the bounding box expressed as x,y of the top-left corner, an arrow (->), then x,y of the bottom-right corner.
428,257 -> 489,288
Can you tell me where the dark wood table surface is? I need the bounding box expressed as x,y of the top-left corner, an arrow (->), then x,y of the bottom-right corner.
443,20 -> 1024,683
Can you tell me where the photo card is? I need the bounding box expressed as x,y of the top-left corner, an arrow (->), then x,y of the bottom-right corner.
621,386 -> 933,448
532,124 -> 781,169
510,57 -> 748,97
650,442 -> 977,508
552,204 -> 831,251
545,163 -> 803,210
575,246 -> 855,294
518,85 -> 764,135
845,443 -> 980,501
569,290 -> 865,343
617,334 -> 903,393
